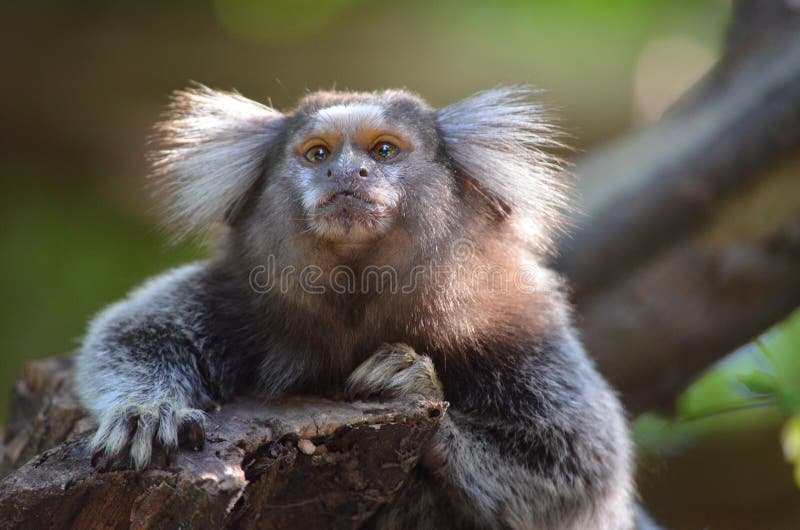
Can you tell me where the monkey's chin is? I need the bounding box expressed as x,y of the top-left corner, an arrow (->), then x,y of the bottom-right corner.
311,197 -> 394,245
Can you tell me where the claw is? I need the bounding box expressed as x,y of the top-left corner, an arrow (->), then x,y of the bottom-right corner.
91,448 -> 104,468
178,419 -> 206,451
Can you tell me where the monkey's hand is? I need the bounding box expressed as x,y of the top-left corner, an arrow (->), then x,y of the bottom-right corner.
345,343 -> 444,402
89,401 -> 206,471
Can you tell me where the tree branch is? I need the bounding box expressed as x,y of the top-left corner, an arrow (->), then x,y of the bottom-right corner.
555,10 -> 800,300
552,1 -> 800,411
583,206 -> 800,413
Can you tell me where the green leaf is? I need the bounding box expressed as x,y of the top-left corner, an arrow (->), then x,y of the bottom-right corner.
736,370 -> 779,396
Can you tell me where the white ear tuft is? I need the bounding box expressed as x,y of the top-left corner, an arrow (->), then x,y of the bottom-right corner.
150,84 -> 285,240
436,85 -> 570,251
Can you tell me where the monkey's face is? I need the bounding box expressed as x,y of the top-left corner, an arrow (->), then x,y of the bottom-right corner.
275,95 -> 443,248
153,85 -> 564,261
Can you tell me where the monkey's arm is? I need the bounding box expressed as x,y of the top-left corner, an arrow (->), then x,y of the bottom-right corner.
75,262 -> 226,470
348,336 -> 635,530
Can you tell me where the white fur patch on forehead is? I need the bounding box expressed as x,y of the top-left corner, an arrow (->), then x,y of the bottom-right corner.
312,103 -> 386,135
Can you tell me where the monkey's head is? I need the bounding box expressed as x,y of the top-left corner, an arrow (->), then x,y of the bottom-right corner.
152,84 -> 566,267
274,90 -> 442,248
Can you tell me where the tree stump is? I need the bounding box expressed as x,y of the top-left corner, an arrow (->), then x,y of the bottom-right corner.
0,356 -> 447,529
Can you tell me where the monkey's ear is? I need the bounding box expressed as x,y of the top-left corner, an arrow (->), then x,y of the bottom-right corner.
150,83 -> 285,240
435,86 -> 569,250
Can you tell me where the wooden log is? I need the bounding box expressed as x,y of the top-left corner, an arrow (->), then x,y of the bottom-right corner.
0,357 -> 446,530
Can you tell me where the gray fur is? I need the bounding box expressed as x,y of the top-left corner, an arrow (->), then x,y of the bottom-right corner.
77,263 -> 212,470
354,336 -> 634,530
76,86 -> 647,528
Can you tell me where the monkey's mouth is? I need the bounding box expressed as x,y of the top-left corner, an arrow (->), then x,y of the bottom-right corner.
317,189 -> 377,208
311,189 -> 394,241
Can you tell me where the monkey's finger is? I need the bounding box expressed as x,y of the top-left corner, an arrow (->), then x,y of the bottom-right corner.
156,402 -> 179,455
131,410 -> 158,471
90,406 -> 132,454
90,407 -> 138,468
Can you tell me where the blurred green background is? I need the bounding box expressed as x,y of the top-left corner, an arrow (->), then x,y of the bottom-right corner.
3,1 -> 800,528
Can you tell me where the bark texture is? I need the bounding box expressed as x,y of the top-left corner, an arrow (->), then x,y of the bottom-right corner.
0,357 -> 446,530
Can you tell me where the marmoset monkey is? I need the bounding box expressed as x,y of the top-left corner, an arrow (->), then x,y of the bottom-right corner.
76,85 -> 640,529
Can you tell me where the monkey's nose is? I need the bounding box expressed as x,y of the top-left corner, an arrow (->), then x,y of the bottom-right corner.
327,166 -> 369,183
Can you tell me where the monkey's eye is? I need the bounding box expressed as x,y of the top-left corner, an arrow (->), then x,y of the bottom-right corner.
305,145 -> 329,163
371,141 -> 399,161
